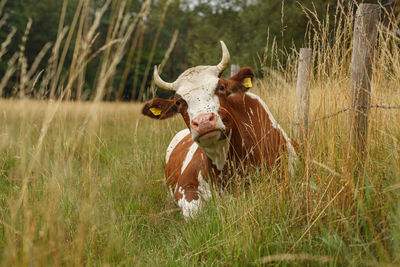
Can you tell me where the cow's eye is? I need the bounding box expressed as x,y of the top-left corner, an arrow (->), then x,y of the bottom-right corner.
219,85 -> 225,91
175,99 -> 186,110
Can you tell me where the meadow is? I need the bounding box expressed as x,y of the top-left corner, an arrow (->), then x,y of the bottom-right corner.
0,0 -> 400,265
0,77 -> 399,265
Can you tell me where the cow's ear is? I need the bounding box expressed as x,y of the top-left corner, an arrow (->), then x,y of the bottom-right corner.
142,98 -> 178,120
229,67 -> 255,92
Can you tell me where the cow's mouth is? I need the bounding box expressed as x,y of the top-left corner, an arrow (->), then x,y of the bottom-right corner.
196,129 -> 225,143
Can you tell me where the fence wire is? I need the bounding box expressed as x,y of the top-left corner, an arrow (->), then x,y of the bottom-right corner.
273,2 -> 399,127
288,104 -> 400,126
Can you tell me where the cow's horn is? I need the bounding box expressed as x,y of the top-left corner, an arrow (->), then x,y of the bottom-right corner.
216,41 -> 230,73
153,66 -> 175,91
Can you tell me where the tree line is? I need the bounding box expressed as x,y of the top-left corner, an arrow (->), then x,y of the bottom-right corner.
0,0 -> 396,101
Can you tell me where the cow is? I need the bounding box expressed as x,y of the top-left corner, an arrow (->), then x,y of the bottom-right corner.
142,41 -> 297,219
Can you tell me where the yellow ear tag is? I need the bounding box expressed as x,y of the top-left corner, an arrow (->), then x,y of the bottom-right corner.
149,107 -> 162,116
242,77 -> 252,88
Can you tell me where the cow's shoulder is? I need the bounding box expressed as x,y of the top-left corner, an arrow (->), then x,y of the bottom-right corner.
165,129 -> 214,218
165,129 -> 211,186
166,129 -> 191,163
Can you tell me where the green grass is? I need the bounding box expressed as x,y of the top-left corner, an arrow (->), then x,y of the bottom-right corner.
0,1 -> 399,264
0,86 -> 398,266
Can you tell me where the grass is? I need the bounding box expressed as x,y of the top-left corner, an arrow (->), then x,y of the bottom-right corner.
0,0 -> 399,265
0,81 -> 398,265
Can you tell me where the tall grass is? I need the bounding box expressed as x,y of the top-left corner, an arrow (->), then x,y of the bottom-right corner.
0,0 -> 399,265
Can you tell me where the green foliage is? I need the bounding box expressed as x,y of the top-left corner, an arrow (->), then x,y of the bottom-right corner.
0,0 -> 395,100
163,0 -> 338,72
0,0 -> 346,100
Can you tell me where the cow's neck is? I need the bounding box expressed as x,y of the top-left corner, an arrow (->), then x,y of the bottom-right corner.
199,131 -> 232,171
226,92 -> 297,172
198,92 -> 288,171
225,92 -> 270,165
199,92 -> 263,171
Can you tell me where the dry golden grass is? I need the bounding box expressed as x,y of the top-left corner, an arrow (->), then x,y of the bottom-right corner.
0,75 -> 398,265
0,0 -> 399,265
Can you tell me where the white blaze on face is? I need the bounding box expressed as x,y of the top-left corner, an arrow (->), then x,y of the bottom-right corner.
174,66 -> 225,135
173,66 -> 230,170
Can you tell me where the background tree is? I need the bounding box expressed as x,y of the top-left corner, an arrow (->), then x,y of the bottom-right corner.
0,0 -> 393,100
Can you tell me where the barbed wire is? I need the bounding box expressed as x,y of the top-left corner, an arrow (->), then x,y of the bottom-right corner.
287,104 -> 400,126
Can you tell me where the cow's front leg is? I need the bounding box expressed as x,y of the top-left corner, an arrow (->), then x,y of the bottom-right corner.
174,171 -> 212,220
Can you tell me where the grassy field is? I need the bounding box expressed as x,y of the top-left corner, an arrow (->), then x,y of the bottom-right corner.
0,79 -> 398,265
0,0 -> 399,265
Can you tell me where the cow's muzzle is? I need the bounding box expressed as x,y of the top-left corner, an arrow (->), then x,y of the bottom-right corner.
191,113 -> 222,142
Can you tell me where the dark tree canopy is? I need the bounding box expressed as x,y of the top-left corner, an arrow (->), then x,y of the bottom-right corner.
0,0 -> 394,100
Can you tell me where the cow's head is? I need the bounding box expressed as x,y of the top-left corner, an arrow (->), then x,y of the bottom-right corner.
142,41 -> 254,169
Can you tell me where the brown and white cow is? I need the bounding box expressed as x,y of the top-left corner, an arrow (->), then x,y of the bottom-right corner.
142,41 -> 297,219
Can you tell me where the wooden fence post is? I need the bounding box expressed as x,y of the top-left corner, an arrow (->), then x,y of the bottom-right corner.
296,48 -> 312,143
231,64 -> 240,77
350,4 -> 379,161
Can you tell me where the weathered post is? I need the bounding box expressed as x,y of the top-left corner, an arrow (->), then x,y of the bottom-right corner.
350,4 -> 379,161
296,48 -> 312,221
296,48 -> 312,143
231,64 -> 240,77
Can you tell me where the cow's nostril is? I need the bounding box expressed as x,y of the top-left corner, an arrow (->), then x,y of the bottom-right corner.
209,114 -> 216,122
192,113 -> 217,132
